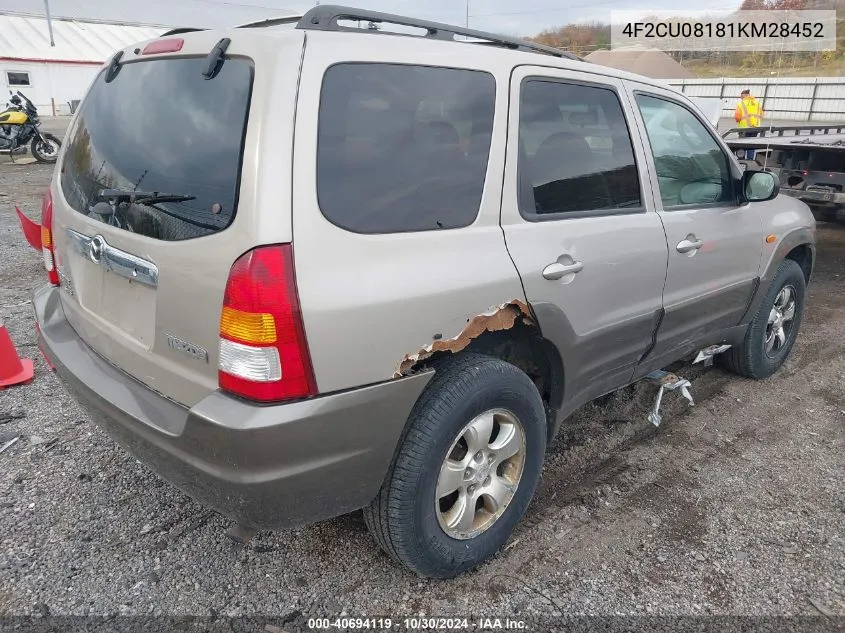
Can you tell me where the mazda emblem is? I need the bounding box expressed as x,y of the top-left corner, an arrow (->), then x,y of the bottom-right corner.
89,235 -> 105,263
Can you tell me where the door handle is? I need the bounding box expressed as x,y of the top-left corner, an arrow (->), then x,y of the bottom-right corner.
542,260 -> 584,280
676,238 -> 704,254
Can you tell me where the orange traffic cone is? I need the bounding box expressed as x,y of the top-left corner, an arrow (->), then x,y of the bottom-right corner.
0,316 -> 34,388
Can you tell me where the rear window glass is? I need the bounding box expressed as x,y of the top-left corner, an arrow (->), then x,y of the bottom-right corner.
60,57 -> 253,241
317,63 -> 496,234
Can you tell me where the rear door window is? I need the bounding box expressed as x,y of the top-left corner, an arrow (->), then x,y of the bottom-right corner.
518,80 -> 642,217
316,63 -> 496,234
60,57 -> 253,241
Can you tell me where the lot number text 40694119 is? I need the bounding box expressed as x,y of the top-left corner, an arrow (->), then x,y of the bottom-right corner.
307,617 -> 528,630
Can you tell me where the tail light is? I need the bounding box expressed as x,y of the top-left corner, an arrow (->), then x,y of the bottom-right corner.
218,244 -> 316,402
40,189 -> 59,286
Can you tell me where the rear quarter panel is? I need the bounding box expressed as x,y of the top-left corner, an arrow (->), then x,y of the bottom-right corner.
291,33 -> 526,393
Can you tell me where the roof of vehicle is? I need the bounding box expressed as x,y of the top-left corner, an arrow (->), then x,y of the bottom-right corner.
160,5 -> 691,96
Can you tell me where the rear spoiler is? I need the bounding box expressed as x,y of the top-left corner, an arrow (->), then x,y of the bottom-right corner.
15,207 -> 41,251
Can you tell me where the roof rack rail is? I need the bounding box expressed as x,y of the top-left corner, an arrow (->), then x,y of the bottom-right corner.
237,15 -> 303,29
294,5 -> 583,61
722,124 -> 845,139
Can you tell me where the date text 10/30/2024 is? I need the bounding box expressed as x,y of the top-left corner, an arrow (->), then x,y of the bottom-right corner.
307,617 -> 528,630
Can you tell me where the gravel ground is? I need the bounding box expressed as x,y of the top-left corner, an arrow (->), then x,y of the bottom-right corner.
0,118 -> 843,630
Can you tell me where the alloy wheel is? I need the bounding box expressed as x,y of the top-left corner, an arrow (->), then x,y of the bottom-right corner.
765,285 -> 797,357
435,408 -> 526,540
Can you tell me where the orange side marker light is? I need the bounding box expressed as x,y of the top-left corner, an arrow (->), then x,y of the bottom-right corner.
765,235 -> 777,244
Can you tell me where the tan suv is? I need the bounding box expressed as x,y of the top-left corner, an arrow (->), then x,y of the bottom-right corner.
32,5 -> 815,578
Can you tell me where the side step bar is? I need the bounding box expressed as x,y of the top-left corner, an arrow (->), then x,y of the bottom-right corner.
644,370 -> 694,427
643,344 -> 731,427
693,344 -> 732,367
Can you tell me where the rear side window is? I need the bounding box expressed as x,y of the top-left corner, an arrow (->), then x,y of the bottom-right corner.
60,57 -> 253,241
317,63 -> 496,234
518,80 -> 642,217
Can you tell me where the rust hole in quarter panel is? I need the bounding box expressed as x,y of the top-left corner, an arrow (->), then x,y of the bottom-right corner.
394,300 -> 535,377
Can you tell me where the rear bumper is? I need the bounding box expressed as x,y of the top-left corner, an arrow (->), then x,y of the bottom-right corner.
34,284 -> 432,529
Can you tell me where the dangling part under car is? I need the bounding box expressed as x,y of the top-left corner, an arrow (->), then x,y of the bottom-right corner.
0,90 -> 62,163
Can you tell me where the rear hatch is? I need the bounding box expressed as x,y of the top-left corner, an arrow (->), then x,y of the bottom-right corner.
51,29 -> 303,408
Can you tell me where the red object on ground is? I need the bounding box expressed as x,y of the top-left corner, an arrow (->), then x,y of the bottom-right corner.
15,207 -> 42,251
0,318 -> 34,388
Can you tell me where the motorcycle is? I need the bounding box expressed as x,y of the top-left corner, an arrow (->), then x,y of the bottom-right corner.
0,90 -> 61,163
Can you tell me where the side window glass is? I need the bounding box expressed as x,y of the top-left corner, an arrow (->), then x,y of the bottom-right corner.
635,94 -> 733,209
317,64 -> 495,234
518,80 -> 642,217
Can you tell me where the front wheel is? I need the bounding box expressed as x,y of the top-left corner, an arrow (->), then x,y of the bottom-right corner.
364,353 -> 547,578
31,133 -> 61,163
721,259 -> 806,379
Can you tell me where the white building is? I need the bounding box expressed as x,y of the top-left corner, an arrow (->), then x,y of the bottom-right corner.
0,13 -> 167,115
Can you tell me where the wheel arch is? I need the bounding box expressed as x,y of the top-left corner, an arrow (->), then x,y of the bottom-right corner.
742,229 -> 814,327
404,319 -> 565,444
784,243 -> 813,284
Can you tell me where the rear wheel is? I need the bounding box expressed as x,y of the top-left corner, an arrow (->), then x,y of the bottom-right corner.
721,259 -> 805,379
364,353 -> 546,578
31,134 -> 61,163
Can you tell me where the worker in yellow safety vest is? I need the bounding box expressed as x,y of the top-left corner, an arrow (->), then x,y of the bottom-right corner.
734,89 -> 764,160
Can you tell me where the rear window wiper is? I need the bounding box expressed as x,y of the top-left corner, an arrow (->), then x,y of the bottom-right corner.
98,188 -> 196,206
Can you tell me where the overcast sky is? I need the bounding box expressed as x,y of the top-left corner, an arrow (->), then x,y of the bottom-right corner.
1,0 -> 743,35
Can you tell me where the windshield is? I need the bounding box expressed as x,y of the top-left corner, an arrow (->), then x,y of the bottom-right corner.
60,56 -> 253,241
13,91 -> 33,108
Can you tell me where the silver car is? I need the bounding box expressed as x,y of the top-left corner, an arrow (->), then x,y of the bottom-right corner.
32,5 -> 815,578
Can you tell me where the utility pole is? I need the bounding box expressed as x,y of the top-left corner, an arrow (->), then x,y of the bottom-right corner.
465,0 -> 469,27
44,0 -> 55,47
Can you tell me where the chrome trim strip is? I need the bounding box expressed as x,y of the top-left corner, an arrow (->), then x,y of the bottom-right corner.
65,229 -> 159,288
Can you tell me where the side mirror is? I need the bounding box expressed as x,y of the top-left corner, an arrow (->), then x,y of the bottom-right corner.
744,170 -> 778,202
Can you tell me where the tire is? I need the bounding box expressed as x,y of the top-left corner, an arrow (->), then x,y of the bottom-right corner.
31,133 -> 61,163
721,259 -> 805,379
364,353 -> 546,578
